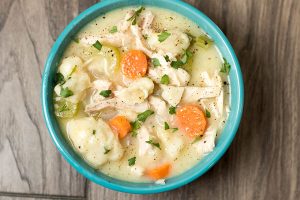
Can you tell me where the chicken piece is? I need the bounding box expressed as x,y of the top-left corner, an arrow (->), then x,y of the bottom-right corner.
130,165 -> 145,177
181,86 -> 221,103
156,127 -> 184,159
148,65 -> 190,86
66,117 -> 124,168
147,30 -> 190,57
85,98 -> 150,115
137,126 -> 161,162
139,10 -> 154,33
149,96 -> 168,118
90,79 -> 112,103
192,127 -> 217,155
115,77 -> 154,105
160,85 -> 184,106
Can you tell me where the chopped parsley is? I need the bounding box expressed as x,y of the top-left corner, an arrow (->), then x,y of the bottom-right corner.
196,34 -> 214,48
160,74 -> 170,84
169,106 -> 176,114
151,58 -> 161,67
137,110 -> 154,122
72,37 -> 79,43
55,72 -> 65,85
128,156 -> 136,166
164,55 -> 170,62
220,58 -> 231,74
130,121 -> 141,137
145,140 -> 161,150
172,128 -> 179,132
60,87 -> 73,97
104,147 -> 110,154
92,40 -> 102,50
171,50 -> 193,69
127,7 -> 145,25
109,26 -> 118,33
164,122 -> 170,130
92,130 -> 96,135
158,31 -> 171,42
99,90 -> 112,97
205,109 -> 211,118
171,60 -> 184,69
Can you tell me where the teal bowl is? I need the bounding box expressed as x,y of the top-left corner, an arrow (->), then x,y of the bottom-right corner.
42,0 -> 244,194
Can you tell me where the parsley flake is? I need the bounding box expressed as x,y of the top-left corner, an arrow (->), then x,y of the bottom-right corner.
169,106 -> 176,114
104,147 -> 110,154
151,58 -> 161,67
145,140 -> 161,150
92,40 -> 102,50
128,157 -> 136,166
164,122 -> 170,130
109,26 -> 118,33
60,87 -> 73,97
160,74 -> 170,84
205,109 -> 211,118
220,58 -> 231,74
99,90 -> 112,97
137,110 -> 154,122
127,7 -> 145,25
158,31 -> 171,42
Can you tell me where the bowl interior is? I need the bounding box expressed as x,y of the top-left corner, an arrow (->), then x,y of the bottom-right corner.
42,0 -> 243,194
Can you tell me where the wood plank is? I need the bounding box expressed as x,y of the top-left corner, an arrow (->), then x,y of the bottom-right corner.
87,0 -> 300,199
0,0 -> 86,196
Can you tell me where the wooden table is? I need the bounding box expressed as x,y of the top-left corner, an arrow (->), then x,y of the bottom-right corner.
0,0 -> 299,199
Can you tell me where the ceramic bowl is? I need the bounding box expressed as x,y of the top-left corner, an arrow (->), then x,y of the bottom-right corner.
42,0 -> 244,194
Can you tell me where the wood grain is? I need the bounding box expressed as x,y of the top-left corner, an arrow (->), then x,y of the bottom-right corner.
0,0 -> 299,199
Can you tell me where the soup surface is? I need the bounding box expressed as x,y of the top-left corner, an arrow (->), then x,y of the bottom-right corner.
53,6 -> 230,183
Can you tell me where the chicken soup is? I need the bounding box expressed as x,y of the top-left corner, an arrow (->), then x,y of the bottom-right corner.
53,6 -> 230,184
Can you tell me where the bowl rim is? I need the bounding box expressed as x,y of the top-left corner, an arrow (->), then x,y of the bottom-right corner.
42,0 -> 244,194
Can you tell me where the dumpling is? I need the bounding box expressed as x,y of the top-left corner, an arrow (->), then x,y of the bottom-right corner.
192,127 -> 217,155
156,127 -> 183,159
160,85 -> 184,106
58,56 -> 83,78
147,30 -> 190,57
66,117 -> 124,168
115,77 -> 154,105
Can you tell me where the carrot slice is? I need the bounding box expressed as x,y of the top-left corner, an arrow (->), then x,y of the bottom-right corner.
176,104 -> 207,138
108,115 -> 132,139
121,50 -> 148,79
145,163 -> 171,180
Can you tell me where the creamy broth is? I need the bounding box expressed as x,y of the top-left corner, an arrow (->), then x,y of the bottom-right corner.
54,6 -> 230,183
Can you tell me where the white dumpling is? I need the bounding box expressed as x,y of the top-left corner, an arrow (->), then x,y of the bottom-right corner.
66,117 -> 124,168
160,85 -> 184,106
115,77 -> 154,105
58,56 -> 83,78
54,70 -> 91,103
156,127 -> 183,159
147,30 -> 190,57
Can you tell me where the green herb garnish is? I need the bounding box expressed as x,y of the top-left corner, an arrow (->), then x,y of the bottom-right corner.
145,140 -> 161,150
128,156 -> 136,166
127,7 -> 145,25
152,58 -> 161,67
92,130 -> 96,135
99,90 -> 112,97
172,128 -> 179,133
160,74 -> 170,84
164,55 -> 170,62
169,106 -> 176,114
137,110 -> 154,122
220,58 -> 231,74
130,121 -> 141,137
205,109 -> 211,118
109,26 -> 118,33
104,147 -> 110,154
181,50 -> 193,64
92,40 -> 102,50
164,122 -> 170,130
55,72 -> 65,85
60,87 -> 73,98
158,31 -> 171,42
171,60 -> 184,69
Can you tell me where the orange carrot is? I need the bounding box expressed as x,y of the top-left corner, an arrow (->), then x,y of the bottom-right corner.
176,104 -> 207,138
108,115 -> 132,139
145,163 -> 171,180
121,50 -> 148,79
